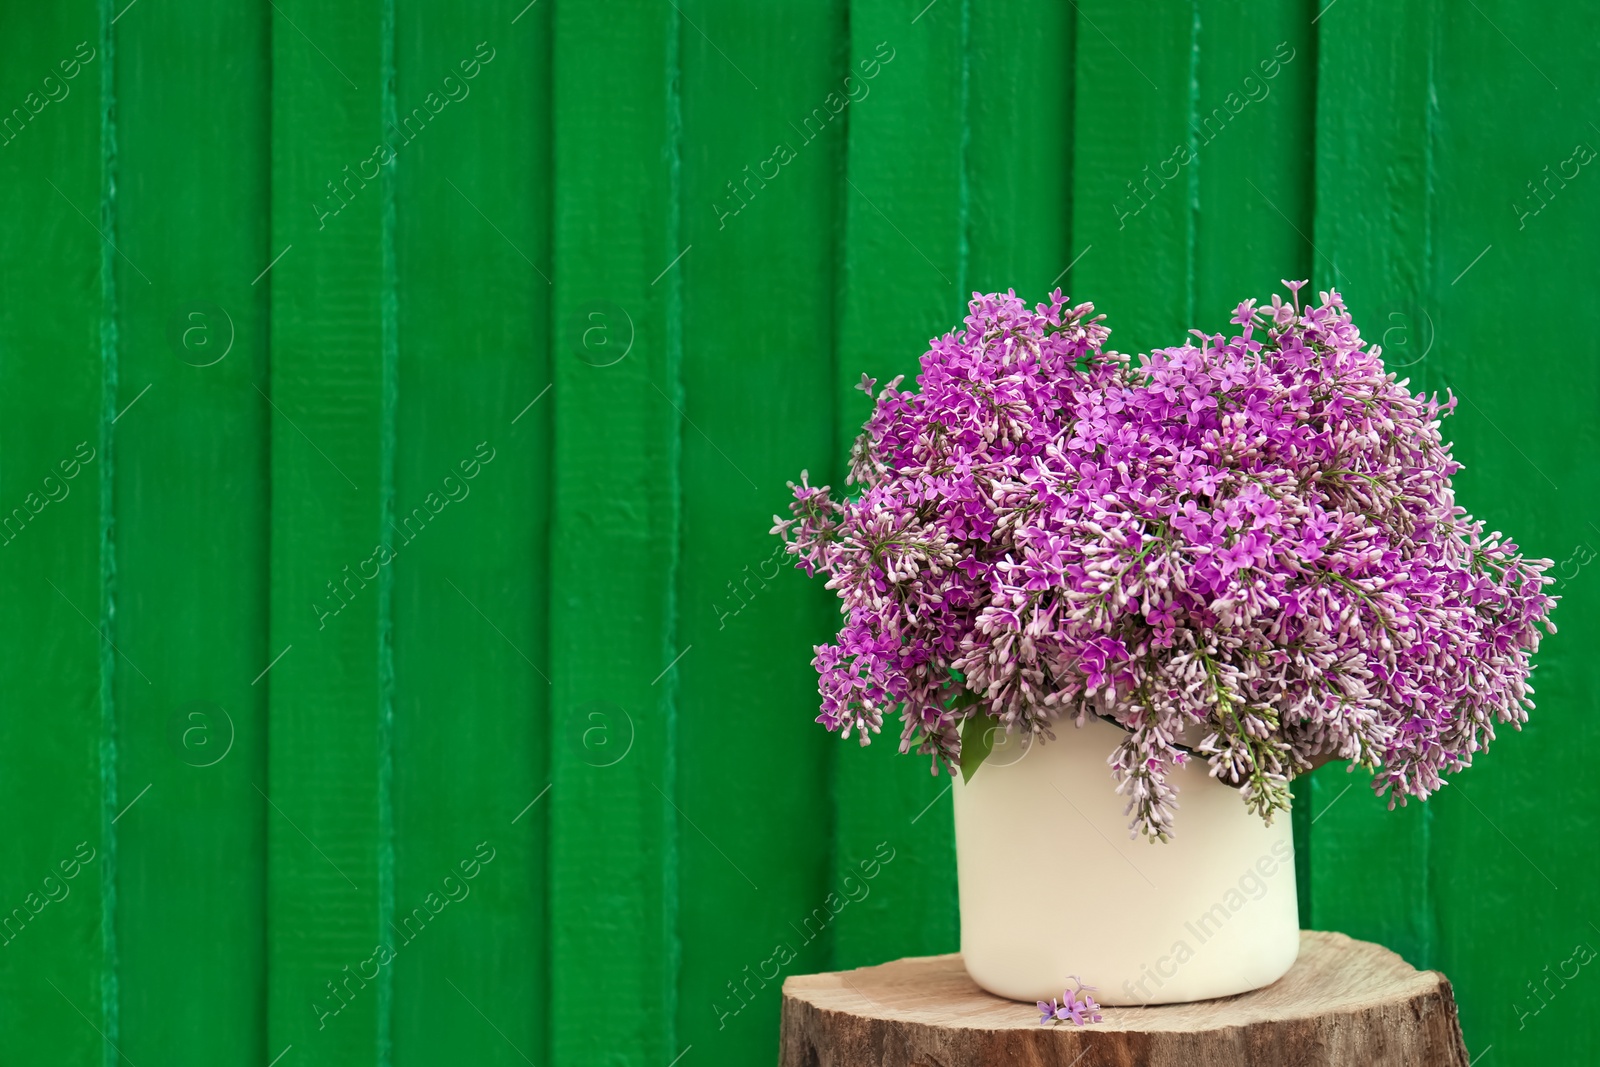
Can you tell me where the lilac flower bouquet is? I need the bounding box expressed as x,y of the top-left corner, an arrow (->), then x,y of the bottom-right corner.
773,284 -> 1556,840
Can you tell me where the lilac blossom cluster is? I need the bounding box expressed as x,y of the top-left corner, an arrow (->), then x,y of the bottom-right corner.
773,283 -> 1556,839
1039,977 -> 1103,1026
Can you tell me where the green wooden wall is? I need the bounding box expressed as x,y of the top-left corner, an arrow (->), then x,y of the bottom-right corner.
0,1 -> 1594,1064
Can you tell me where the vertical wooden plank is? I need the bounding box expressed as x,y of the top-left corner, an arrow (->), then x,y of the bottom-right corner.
1070,0 -> 1195,357
550,3 -> 679,1065
967,0 -> 1076,296
1189,0 -> 1316,917
1424,1 -> 1600,1061
1193,0 -> 1314,332
266,3 -> 391,1065
391,4 -> 550,1066
0,4 -> 110,1063
831,0 -> 964,970
1308,0 -> 1437,970
112,0 -> 270,1061
675,0 -> 841,1057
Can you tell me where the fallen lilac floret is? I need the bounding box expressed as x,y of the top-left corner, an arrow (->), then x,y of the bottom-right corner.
1039,977 -> 1103,1026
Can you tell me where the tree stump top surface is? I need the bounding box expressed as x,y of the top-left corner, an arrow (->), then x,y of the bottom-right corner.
780,931 -> 1470,1066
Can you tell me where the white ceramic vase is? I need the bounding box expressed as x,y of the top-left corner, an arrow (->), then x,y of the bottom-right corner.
951,714 -> 1299,1005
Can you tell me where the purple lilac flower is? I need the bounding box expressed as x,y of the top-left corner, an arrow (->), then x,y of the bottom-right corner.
1060,980 -> 1103,1026
774,285 -> 1557,839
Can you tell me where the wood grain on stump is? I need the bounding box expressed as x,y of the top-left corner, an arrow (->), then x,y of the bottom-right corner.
779,930 -> 1468,1067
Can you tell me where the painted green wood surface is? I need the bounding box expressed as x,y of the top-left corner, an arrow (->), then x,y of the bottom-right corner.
391,3 -> 549,1065
831,0 -> 965,975
266,2 -> 392,1064
967,0 -> 1075,299
1311,2 -> 1600,1062
675,2 -> 841,1062
1071,0 -> 1195,358
3,2 -> 1598,1065
0,5 -> 110,1065
1308,0 -> 1439,974
549,3 -> 680,1065
113,0 -> 270,1063
1428,5 -> 1600,1057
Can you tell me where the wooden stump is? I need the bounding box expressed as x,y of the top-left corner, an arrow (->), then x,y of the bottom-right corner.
779,930 -> 1469,1067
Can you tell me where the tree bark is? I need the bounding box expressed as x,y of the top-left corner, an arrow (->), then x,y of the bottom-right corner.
779,930 -> 1469,1066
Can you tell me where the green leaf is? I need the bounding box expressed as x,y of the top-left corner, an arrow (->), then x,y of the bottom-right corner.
960,711 -> 1000,784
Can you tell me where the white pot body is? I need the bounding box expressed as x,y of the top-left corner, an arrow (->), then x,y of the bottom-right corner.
952,715 -> 1299,1005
